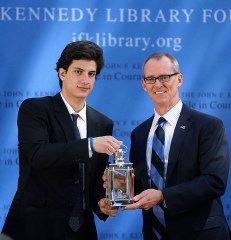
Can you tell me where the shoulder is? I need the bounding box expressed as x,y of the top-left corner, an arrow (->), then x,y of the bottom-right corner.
86,105 -> 113,124
19,93 -> 62,109
20,95 -> 54,107
132,115 -> 153,134
182,104 -> 224,130
184,104 -> 222,124
18,95 -> 60,118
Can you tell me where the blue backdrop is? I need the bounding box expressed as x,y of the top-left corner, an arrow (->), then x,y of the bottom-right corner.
0,1 -> 230,239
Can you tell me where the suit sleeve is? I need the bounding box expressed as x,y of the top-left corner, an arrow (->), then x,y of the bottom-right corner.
18,98 -> 89,170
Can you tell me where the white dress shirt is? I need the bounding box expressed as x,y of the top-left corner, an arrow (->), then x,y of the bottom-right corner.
146,100 -> 183,187
60,92 -> 93,157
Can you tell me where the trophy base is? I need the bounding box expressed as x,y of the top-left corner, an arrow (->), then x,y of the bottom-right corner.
110,200 -> 134,207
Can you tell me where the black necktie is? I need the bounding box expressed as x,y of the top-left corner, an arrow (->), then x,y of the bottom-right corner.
150,117 -> 167,239
69,114 -> 84,232
71,114 -> 81,139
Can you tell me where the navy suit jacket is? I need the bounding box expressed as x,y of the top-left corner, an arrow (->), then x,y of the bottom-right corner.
2,93 -> 112,240
130,104 -> 230,240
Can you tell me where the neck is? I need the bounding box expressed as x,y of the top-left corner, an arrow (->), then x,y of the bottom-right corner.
61,91 -> 85,112
154,99 -> 180,116
70,101 -> 85,113
155,107 -> 170,116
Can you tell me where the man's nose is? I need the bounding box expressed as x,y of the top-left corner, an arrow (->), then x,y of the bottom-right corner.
81,73 -> 90,84
155,79 -> 163,87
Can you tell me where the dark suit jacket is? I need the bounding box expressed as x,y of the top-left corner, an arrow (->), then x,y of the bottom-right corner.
130,104 -> 230,240
2,93 -> 112,240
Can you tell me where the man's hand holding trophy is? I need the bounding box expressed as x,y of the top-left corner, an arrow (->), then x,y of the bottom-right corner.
102,145 -> 134,207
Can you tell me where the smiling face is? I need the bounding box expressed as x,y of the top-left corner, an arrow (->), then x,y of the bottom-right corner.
142,56 -> 183,115
59,59 -> 97,111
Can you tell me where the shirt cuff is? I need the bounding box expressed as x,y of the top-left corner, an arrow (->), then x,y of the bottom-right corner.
88,138 -> 93,158
163,199 -> 167,208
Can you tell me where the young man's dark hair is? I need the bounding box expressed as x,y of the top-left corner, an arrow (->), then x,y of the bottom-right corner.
56,41 -> 104,88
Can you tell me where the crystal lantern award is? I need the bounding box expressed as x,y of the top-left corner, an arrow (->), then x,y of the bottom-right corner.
106,145 -> 134,206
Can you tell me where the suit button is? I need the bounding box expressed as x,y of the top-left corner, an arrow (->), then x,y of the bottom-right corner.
74,180 -> 79,184
73,159 -> 81,165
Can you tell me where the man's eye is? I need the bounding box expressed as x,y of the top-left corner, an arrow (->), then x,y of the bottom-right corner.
89,72 -> 96,77
160,75 -> 168,80
146,77 -> 155,81
75,70 -> 82,75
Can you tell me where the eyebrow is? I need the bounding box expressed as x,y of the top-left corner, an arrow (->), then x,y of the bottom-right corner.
73,67 -> 96,73
145,74 -> 171,77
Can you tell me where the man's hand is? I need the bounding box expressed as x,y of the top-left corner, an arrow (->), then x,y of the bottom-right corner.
93,136 -> 123,155
98,198 -> 118,217
102,170 -> 126,191
122,189 -> 164,211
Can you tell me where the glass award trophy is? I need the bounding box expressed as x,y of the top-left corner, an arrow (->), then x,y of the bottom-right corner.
106,145 -> 134,206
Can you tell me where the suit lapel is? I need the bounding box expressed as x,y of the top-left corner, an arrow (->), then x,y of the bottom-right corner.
166,104 -> 191,185
53,95 -> 100,139
53,93 -> 75,140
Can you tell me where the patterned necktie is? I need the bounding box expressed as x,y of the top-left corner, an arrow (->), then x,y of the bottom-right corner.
69,114 -> 84,232
150,117 -> 167,239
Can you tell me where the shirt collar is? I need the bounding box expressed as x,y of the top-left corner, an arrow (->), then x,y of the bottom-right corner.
154,100 -> 183,126
60,92 -> 87,122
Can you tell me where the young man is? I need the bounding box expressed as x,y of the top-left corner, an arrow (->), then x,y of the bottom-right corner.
2,41 -> 122,240
123,53 -> 230,239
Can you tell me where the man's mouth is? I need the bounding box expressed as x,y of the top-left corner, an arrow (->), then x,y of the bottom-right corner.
77,85 -> 90,90
155,91 -> 165,95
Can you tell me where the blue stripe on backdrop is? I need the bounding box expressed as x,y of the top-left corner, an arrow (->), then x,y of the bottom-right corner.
0,1 -> 231,239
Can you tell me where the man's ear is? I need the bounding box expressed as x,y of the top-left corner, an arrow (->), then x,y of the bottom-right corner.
178,74 -> 183,87
58,68 -> 66,80
142,79 -> 148,92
